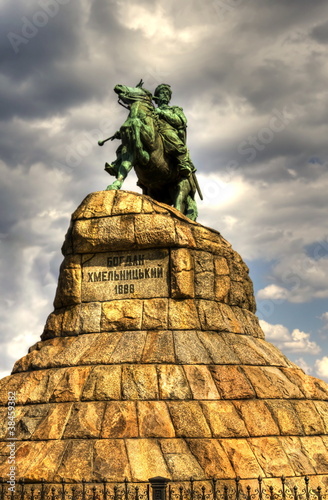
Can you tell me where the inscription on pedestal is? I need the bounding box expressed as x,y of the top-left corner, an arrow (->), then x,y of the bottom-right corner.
82,249 -> 169,301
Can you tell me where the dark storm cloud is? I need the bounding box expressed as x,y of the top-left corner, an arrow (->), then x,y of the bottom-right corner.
311,21 -> 328,44
0,0 -> 124,121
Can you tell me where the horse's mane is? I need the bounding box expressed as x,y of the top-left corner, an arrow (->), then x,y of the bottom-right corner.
136,79 -> 154,102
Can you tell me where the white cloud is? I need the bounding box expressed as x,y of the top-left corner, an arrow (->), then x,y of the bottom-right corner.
260,320 -> 321,355
257,284 -> 289,301
315,357 -> 328,380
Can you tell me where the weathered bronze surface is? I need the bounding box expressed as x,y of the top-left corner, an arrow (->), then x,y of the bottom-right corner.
99,81 -> 200,220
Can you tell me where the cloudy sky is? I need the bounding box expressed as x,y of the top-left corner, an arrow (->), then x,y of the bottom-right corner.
1,0 -> 328,380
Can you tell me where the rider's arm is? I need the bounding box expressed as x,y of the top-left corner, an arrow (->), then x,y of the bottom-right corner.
157,106 -> 187,129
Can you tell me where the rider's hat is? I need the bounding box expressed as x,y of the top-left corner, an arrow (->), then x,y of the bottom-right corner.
154,83 -> 172,100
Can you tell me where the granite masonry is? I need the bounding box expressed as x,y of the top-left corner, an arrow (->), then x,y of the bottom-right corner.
0,191 -> 328,487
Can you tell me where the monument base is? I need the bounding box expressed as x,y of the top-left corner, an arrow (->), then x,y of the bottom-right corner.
0,191 -> 328,486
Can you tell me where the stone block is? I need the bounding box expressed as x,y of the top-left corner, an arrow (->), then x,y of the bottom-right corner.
42,309 -> 64,339
0,441 -> 40,478
54,255 -> 82,308
62,305 -> 82,336
142,298 -> 168,329
174,219 -> 196,247
122,365 -> 159,400
314,401 -> 328,433
219,438 -> 264,478
24,369 -> 64,405
297,436 -> 328,474
229,281 -> 249,308
241,309 -> 265,338
186,439 -> 236,478
80,302 -> 101,333
279,436 -> 316,476
112,190 -> 143,214
243,276 -> 257,313
50,367 -> 91,403
248,437 -> 295,477
93,439 -> 131,481
101,300 -> 143,331
32,402 -> 73,440
265,400 -> 303,435
210,365 -> 256,399
223,334 -> 267,364
198,332 -> 241,364
157,364 -> 192,400
214,256 -> 230,275
20,337 -> 76,371
255,366 -> 305,398
281,368 -> 328,399
186,439 -> 235,479
194,251 -> 214,299
233,400 -> 280,436
197,300 -> 230,331
101,401 -> 138,438
192,226 -> 228,253
72,191 -> 116,220
167,401 -> 212,437
159,439 -> 205,480
81,365 -> 121,400
126,439 -> 170,481
218,304 -> 244,333
214,276 -> 230,302
61,221 -> 74,256
63,401 -> 105,438
292,401 -> 325,435
110,331 -> 147,363
228,257 -> 248,282
0,407 -> 20,439
77,332 -> 120,365
245,337 -> 291,367
195,271 -> 215,300
73,215 -> 135,253
56,440 -> 95,482
19,441 -> 68,483
173,331 -> 212,364
171,248 -> 194,298
168,299 -> 200,329
184,365 -> 220,399
49,334 -> 96,367
134,214 -> 176,247
201,401 -> 249,437
142,196 -> 169,214
142,331 -> 175,363
0,372 -> 24,404
137,401 -> 175,437
14,405 -> 49,440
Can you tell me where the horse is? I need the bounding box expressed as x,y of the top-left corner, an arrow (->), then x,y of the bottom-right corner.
103,82 -> 198,221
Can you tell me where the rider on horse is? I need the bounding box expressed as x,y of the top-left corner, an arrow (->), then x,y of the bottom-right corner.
105,83 -> 195,181
99,80 -> 200,220
153,83 -> 195,180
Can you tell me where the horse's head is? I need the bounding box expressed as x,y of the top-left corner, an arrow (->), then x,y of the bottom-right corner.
114,83 -> 153,106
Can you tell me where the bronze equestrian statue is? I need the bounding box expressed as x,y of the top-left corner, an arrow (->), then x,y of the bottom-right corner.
98,80 -> 202,221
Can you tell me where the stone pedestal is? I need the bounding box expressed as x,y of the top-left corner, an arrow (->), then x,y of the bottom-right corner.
1,191 -> 328,486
